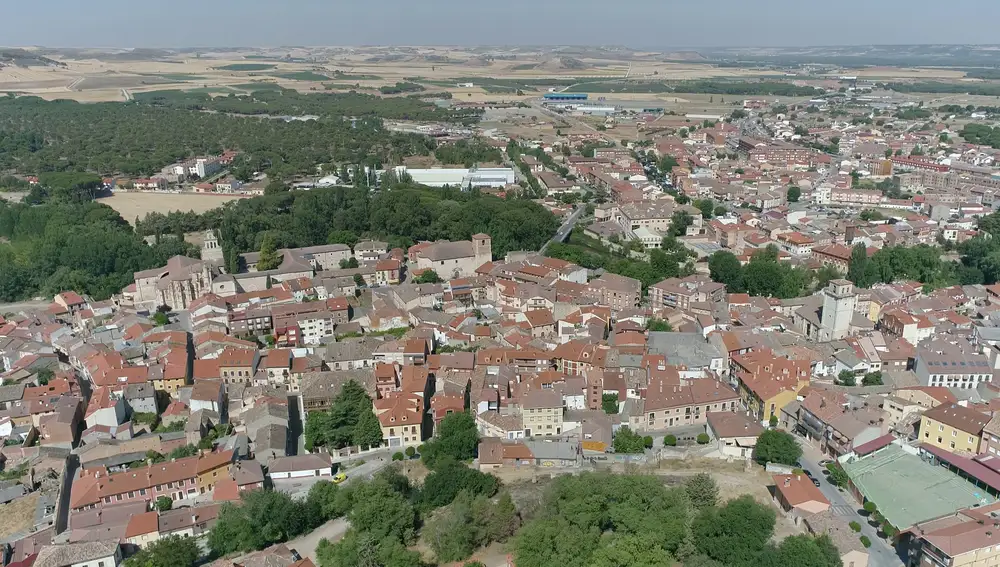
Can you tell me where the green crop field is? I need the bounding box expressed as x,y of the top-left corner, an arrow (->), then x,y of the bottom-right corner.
215,63 -> 277,71
271,71 -> 332,81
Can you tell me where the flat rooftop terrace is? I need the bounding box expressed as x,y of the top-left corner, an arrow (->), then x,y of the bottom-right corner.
841,443 -> 992,528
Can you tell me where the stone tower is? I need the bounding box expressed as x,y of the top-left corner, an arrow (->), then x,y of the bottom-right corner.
201,230 -> 224,263
472,233 -> 492,267
820,279 -> 857,341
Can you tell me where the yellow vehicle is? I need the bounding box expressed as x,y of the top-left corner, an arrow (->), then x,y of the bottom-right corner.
332,472 -> 347,484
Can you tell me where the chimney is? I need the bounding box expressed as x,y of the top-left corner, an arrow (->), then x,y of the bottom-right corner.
784,477 -> 790,487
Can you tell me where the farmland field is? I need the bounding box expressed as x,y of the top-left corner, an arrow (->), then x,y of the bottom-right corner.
99,192 -> 247,225
214,63 -> 276,71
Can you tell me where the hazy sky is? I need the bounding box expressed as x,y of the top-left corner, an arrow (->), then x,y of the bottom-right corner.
5,0 -> 1000,48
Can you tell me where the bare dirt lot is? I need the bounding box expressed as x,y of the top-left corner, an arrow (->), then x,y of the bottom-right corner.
98,192 -> 246,224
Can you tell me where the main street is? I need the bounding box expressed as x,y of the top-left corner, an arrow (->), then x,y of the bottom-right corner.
796,441 -> 904,567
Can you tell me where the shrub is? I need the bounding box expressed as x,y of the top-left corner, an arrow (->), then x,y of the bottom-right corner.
664,434 -> 677,446
860,536 -> 871,548
849,521 -> 861,532
696,433 -> 710,445
643,436 -> 654,449
405,446 -> 416,458
392,452 -> 404,461
863,501 -> 877,515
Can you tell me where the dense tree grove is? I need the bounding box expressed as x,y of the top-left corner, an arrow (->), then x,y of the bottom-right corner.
208,489 -> 320,555
304,380 -> 384,450
0,94 -> 447,178
123,535 -> 199,567
209,183 -> 557,273
708,246 -> 812,298
512,473 -> 841,567
434,139 -> 503,167
420,411 -> 480,469
0,199 -> 197,301
546,231 -> 695,291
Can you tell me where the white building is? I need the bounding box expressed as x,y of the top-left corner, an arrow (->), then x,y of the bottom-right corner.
267,454 -> 333,480
383,166 -> 515,189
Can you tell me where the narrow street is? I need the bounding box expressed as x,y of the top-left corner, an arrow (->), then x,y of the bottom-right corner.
796,440 -> 904,567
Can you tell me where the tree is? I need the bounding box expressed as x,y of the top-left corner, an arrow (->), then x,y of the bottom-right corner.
862,371 -> 883,387
786,186 -> 801,203
765,533 -> 844,567
339,257 -> 359,269
307,480 -> 352,522
645,319 -> 673,332
694,199 -> 716,219
588,534 -> 674,567
353,273 -> 366,288
601,393 -> 619,414
404,446 -> 416,458
256,234 -> 282,271
692,495 -> 776,566
304,380 -> 381,450
753,430 -> 802,466
849,521 -> 861,532
35,367 -> 54,386
264,178 -> 288,195
769,415 -> 779,427
421,461 -> 500,509
392,451 -> 404,461
826,463 -> 850,488
613,426 -> 646,454
208,489 -> 318,555
424,491 -> 477,563
155,496 -> 173,512
709,251 -> 744,292
353,407 -> 384,449
837,370 -> 857,386
643,436 -> 654,449
685,473 -> 718,509
421,411 -> 479,469
697,433 -> 710,445
664,434 -> 677,446
123,535 -> 199,567
669,210 -> 694,237
860,535 -> 871,548
349,476 -> 417,544
414,269 -> 443,284
863,501 -> 877,515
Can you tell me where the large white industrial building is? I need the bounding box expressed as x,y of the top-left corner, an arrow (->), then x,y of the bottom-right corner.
381,166 -> 515,190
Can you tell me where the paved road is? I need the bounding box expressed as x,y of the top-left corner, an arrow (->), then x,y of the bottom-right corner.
797,441 -> 904,567
287,518 -> 349,560
541,205 -> 585,254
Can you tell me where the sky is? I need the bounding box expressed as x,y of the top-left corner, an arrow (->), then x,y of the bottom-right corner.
4,0 -> 1000,48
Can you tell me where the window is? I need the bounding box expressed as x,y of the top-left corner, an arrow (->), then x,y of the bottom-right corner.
952,430 -> 957,437
939,424 -> 944,432
951,441 -> 956,449
970,436 -> 975,444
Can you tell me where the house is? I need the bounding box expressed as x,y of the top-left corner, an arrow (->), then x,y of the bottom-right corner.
633,374 -> 741,432
412,235 -> 492,279
920,403 -> 990,454
772,474 -> 831,515
477,437 -> 535,471
217,348 -> 260,385
267,454 -> 332,480
84,387 -> 126,429
731,349 -> 810,424
376,394 -> 423,449
521,389 -> 563,437
123,383 -> 157,416
706,411 -> 764,460
190,380 -> 225,414
33,542 -> 121,567
587,273 -> 641,314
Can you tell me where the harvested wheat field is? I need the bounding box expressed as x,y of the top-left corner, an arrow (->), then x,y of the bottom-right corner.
99,192 -> 247,224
